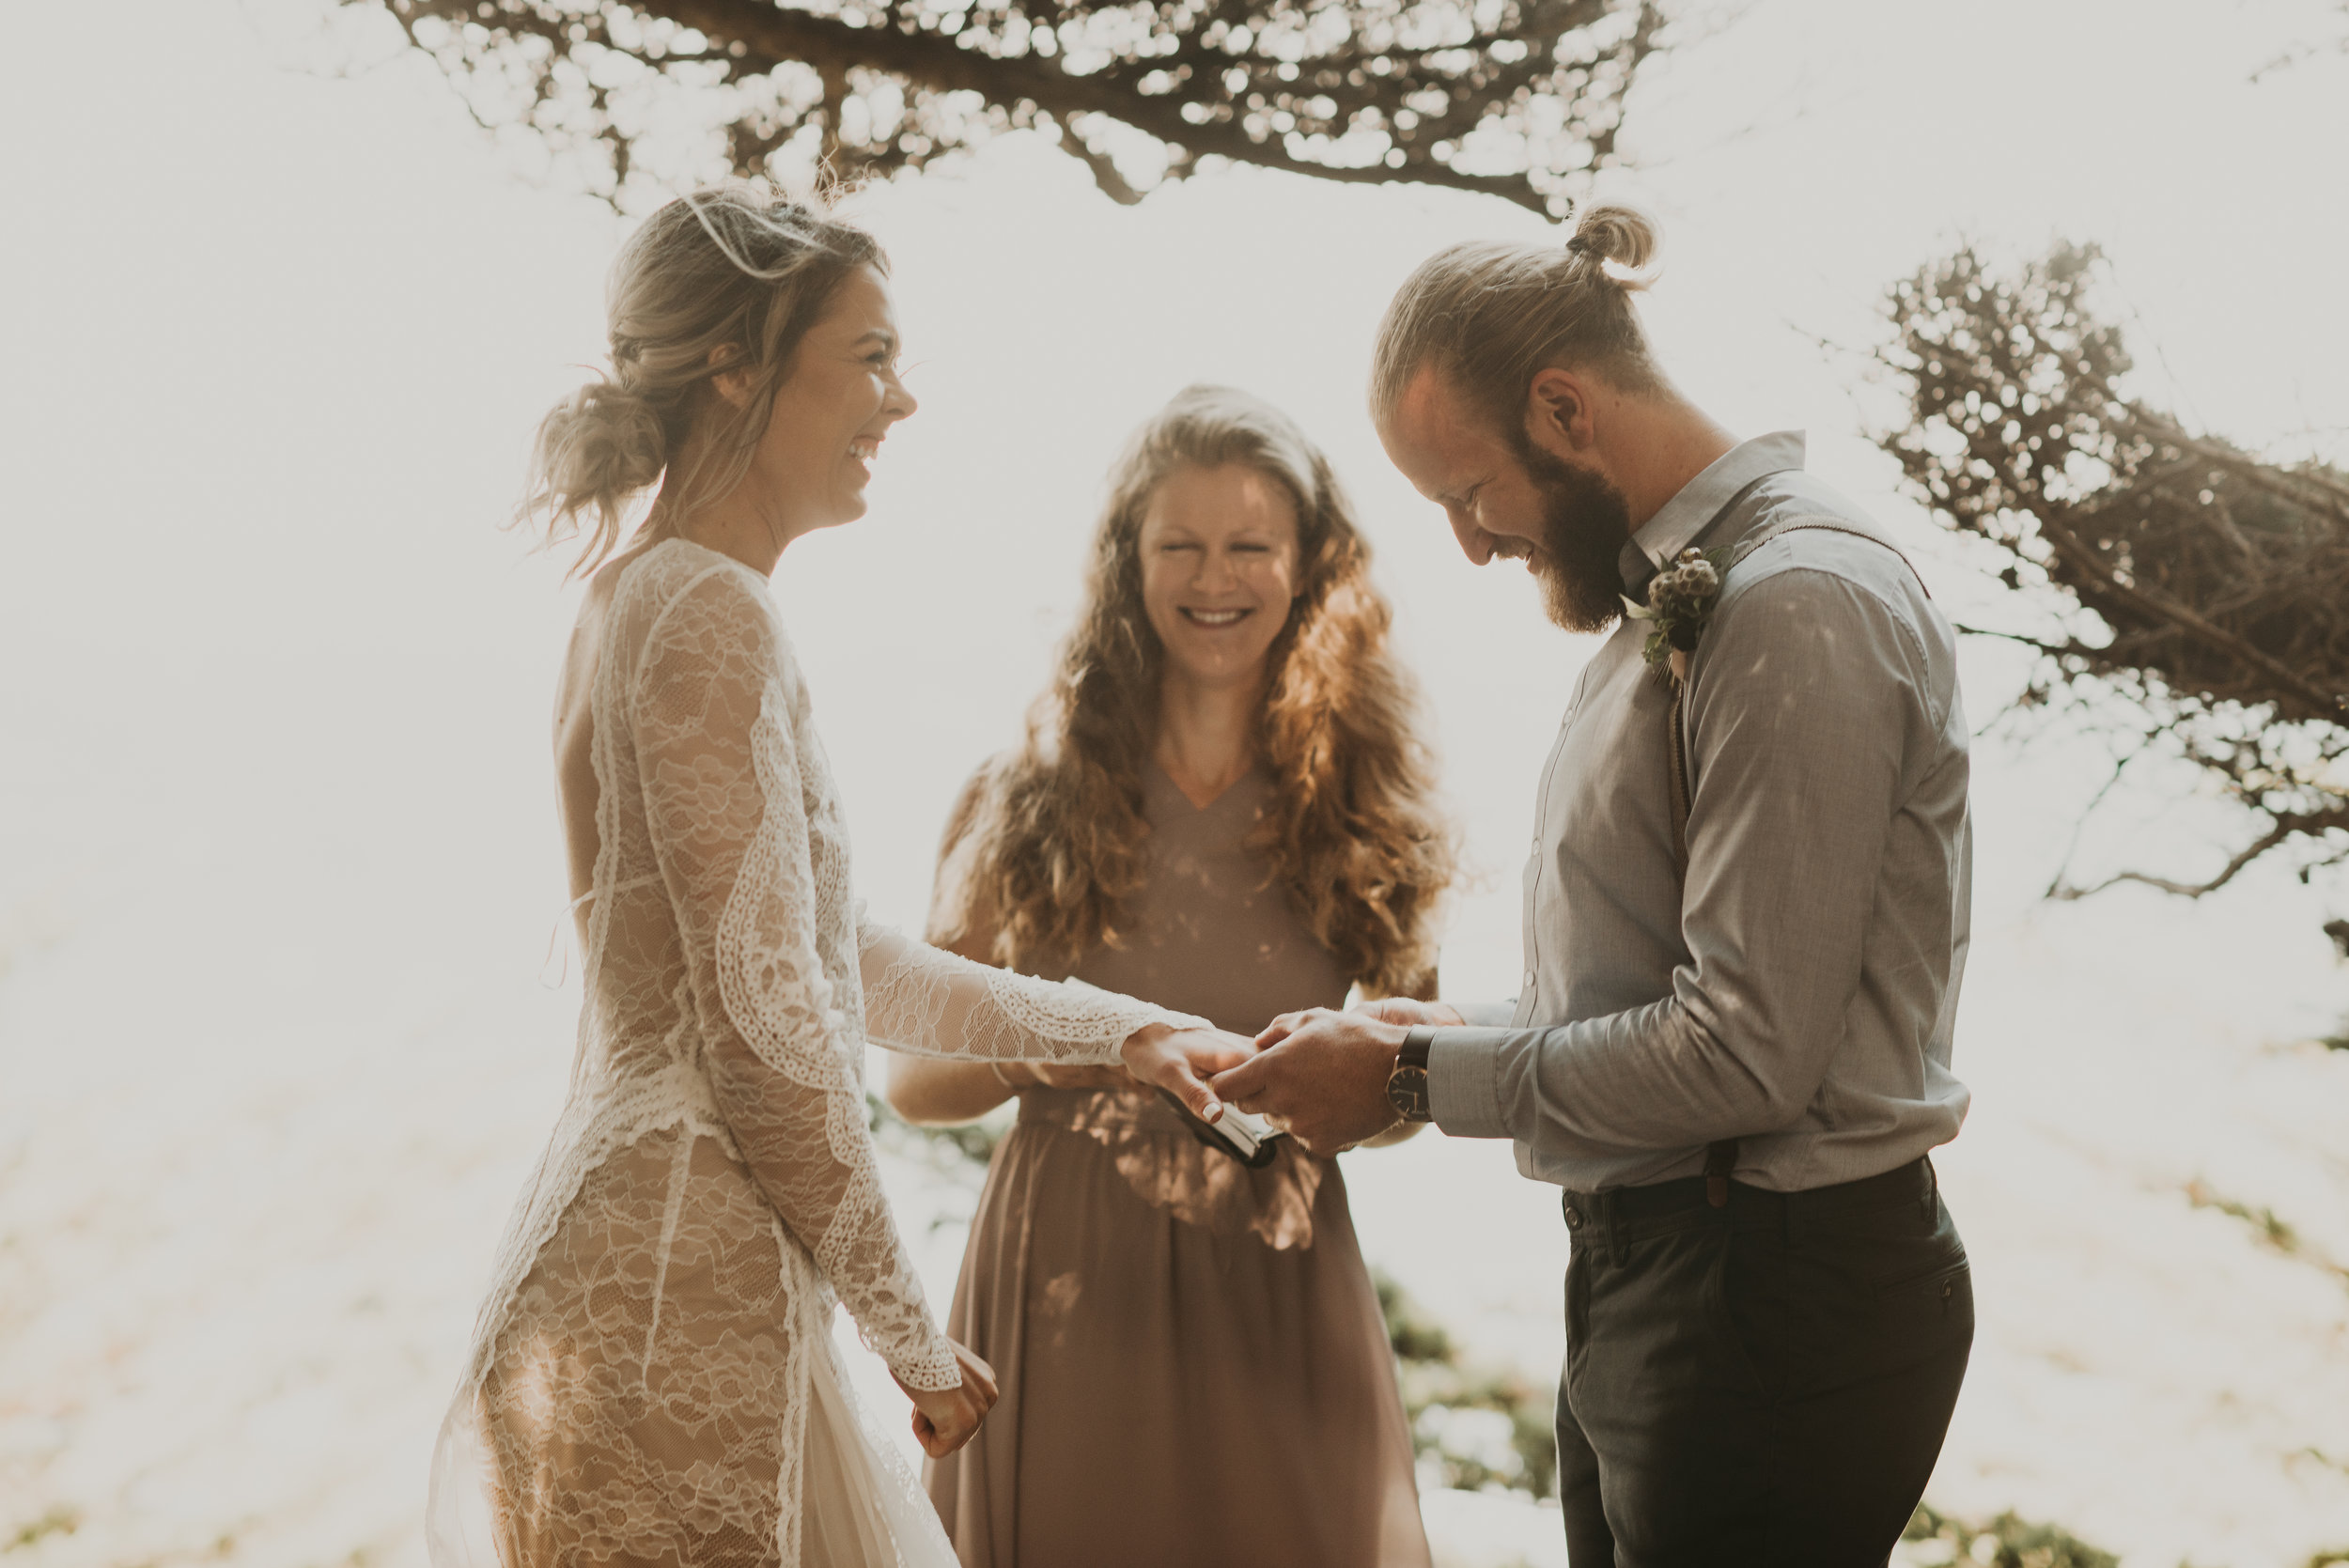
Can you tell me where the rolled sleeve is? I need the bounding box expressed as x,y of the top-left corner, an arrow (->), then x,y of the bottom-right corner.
1427,1028 -> 1513,1139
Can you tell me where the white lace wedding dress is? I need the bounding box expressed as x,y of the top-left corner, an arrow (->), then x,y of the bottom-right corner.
428,538 -> 1199,1568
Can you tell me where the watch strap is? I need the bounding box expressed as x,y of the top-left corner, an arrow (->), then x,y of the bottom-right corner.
1399,1025 -> 1436,1071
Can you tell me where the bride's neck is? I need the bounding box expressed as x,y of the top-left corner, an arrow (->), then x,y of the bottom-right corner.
644,461 -> 795,578
1152,667 -> 1263,808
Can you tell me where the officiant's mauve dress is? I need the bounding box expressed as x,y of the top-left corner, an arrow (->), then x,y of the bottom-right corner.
926,765 -> 1431,1568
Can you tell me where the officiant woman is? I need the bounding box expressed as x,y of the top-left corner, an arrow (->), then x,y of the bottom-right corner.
886,385 -> 1454,1568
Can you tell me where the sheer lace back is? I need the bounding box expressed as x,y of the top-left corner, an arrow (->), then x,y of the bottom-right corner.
430,539 -> 1202,1568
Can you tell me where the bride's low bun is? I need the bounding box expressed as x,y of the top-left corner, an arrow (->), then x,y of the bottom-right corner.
1565,202 -> 1661,290
526,379 -> 669,547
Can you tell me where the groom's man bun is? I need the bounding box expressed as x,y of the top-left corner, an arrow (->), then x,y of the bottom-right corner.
1370,201 -> 1667,437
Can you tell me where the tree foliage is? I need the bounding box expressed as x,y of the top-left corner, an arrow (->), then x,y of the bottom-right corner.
1377,1268 -> 1559,1498
1902,1501 -> 2120,1568
350,0 -> 1668,213
1873,242 -> 2349,907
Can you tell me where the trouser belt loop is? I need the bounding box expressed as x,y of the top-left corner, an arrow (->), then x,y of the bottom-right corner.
1921,1154 -> 1939,1222
1603,1188 -> 1628,1266
1703,1138 -> 1738,1211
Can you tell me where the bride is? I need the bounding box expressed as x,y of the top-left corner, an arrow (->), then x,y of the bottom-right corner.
427,185 -> 1254,1568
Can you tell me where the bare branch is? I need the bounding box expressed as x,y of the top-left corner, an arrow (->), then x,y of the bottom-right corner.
1871,241 -> 2349,916
2051,820 -> 2295,903
348,0 -> 1681,213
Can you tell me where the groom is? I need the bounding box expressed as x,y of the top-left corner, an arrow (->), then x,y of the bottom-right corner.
1215,213 -> 1975,1565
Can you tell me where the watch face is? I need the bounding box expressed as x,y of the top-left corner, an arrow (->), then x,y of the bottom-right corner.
1386,1064 -> 1432,1123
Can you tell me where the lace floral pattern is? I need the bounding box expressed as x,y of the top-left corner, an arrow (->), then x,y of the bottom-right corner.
429,540 -> 1199,1568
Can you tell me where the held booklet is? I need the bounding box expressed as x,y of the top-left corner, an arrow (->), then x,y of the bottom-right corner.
1156,1088 -> 1284,1169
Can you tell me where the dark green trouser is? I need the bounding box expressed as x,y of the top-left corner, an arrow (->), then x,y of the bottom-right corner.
1555,1157 -> 1971,1567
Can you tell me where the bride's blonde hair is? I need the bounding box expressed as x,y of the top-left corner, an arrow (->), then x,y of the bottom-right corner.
522,183 -> 885,576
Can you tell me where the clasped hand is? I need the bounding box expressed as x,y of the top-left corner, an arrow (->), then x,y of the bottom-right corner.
901,1005 -> 1452,1452
1209,997 -> 1463,1155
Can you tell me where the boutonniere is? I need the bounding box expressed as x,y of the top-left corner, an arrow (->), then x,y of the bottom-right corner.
1623,547 -> 1730,686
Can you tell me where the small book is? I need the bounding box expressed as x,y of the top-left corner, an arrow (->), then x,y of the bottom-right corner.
1156,1088 -> 1284,1169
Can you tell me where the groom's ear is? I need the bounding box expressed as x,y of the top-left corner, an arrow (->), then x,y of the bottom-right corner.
1522,366 -> 1599,458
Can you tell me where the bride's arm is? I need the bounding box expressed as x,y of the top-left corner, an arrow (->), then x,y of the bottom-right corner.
858,763 -> 1253,1115
855,920 -> 1249,1121
632,569 -> 959,1395
883,769 -> 1122,1125
883,770 -> 1025,1126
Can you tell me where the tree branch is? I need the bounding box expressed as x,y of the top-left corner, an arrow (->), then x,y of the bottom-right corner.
2032,503 -> 2349,721
364,0 -> 1672,214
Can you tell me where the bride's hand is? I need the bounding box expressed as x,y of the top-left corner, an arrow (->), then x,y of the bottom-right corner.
1119,1023 -> 1257,1123
896,1339 -> 998,1458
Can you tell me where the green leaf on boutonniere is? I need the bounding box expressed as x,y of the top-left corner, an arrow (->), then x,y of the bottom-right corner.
1624,546 -> 1732,686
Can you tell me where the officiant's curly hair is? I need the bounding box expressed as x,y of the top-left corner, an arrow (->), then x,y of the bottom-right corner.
941,386 -> 1456,998
521,183 -> 883,575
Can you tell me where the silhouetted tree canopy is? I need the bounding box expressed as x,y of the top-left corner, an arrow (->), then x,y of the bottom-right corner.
349,0 -> 1668,212
1873,242 -> 2349,908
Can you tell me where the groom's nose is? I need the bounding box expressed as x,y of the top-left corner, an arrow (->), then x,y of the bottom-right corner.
1450,509 -> 1496,565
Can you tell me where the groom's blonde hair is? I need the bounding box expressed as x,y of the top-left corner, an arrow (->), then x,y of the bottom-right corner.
1370,202 -> 1666,437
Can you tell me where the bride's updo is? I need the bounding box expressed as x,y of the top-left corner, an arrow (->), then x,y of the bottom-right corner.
524,184 -> 885,575
1369,201 -> 1666,436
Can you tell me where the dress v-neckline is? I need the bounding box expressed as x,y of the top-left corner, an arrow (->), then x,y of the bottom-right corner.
1151,759 -> 1256,815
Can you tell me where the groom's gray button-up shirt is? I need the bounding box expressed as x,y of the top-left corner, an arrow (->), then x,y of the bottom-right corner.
1427,431 -> 1973,1194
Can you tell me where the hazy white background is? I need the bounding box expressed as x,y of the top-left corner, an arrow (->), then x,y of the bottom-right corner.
3,0 -> 2347,1563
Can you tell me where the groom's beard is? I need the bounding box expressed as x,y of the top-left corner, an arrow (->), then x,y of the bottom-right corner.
1517,445 -> 1635,634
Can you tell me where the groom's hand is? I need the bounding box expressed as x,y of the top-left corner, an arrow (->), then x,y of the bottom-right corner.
1211,1007 -> 1408,1155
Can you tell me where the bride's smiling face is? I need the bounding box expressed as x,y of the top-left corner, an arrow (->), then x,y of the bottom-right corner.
1137,462 -> 1302,690
739,262 -> 916,540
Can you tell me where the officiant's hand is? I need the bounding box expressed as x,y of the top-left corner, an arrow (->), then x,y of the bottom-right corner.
1211,1007 -> 1411,1155
1350,997 -> 1467,1029
1120,1023 -> 1257,1125
898,1338 -> 998,1458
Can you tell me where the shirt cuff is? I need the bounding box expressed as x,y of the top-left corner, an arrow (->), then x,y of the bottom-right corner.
1426,1028 -> 1513,1140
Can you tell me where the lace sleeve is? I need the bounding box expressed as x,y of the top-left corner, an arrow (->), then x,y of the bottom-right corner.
856,919 -> 1208,1062
631,567 -> 958,1393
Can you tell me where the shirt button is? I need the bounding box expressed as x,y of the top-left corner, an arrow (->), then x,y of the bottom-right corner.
1531,835 -> 1541,851
1523,970 -> 1536,989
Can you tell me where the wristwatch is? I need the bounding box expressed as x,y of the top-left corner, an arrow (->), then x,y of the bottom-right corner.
1385,1026 -> 1436,1124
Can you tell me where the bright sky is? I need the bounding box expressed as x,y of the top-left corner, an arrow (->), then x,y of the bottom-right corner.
4,1 -> 2348,1564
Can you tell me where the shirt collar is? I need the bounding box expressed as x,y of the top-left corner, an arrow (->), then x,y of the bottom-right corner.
1617,430 -> 1807,597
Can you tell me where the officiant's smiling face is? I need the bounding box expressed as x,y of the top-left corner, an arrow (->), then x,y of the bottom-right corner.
1380,364 -> 1632,632
1137,461 -> 1302,688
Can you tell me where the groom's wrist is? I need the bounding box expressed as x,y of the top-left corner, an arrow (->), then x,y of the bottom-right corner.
1384,1027 -> 1437,1124
1422,1026 -> 1511,1140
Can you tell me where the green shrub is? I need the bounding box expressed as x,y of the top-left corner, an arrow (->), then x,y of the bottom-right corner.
1902,1502 -> 2119,1568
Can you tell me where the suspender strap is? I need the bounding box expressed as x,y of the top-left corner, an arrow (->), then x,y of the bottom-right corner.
1704,1138 -> 1738,1209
